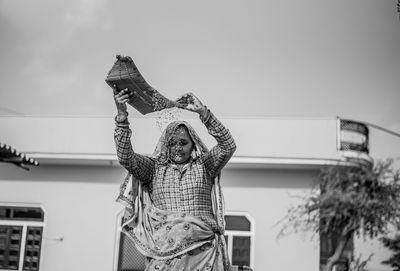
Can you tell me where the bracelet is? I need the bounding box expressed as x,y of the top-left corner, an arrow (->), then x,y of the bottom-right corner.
115,112 -> 128,123
200,106 -> 211,123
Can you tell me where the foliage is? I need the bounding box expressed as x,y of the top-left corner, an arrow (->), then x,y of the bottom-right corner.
381,234 -> 400,271
348,254 -> 373,271
278,159 -> 400,271
279,159 -> 400,238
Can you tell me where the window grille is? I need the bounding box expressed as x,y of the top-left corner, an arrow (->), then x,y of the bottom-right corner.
0,205 -> 45,271
114,213 -> 146,271
117,230 -> 146,271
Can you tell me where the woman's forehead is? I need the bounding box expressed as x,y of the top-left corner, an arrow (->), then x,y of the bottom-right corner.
164,124 -> 191,141
164,121 -> 196,141
172,126 -> 190,138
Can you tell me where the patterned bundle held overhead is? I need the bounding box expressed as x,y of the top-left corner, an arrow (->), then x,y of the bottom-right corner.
105,55 -> 179,114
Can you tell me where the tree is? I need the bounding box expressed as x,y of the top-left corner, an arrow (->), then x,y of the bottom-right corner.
278,159 -> 400,271
381,233 -> 400,271
349,254 -> 373,271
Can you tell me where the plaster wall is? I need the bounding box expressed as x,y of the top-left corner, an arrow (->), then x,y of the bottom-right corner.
0,164 -> 125,271
0,116 -> 339,160
223,168 -> 320,271
0,163 -> 320,271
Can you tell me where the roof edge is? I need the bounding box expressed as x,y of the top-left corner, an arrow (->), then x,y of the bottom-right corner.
26,152 -> 357,169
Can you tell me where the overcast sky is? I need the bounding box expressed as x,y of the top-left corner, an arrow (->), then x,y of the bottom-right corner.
0,0 -> 399,133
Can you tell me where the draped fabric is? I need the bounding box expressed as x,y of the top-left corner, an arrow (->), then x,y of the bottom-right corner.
116,121 -> 231,270
152,120 -> 209,164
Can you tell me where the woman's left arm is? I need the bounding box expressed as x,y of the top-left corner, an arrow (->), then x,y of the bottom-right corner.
177,93 -> 236,177
200,109 -> 236,177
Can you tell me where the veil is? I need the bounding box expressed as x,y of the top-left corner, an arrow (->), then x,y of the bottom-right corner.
116,120 -> 227,250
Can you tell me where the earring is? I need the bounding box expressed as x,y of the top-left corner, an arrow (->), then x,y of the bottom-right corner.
191,149 -> 197,159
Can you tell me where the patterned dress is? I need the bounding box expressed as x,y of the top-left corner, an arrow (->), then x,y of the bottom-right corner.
115,109 -> 236,270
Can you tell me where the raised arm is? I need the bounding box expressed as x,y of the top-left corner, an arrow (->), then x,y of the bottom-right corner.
200,109 -> 236,177
113,88 -> 155,182
176,93 -> 236,178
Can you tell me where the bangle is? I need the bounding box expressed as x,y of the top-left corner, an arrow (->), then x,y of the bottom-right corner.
200,106 -> 211,123
115,112 -> 128,123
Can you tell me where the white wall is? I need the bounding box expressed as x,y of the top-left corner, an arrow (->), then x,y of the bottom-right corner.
1,161 -> 392,271
0,162 -> 322,271
223,168 -> 320,271
0,164 -> 125,271
223,167 -> 394,271
0,116 -> 340,160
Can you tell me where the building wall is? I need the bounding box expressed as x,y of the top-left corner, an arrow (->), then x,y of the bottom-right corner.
0,116 -> 340,160
223,168 -> 320,271
0,163 -> 320,271
0,164 -> 125,271
1,116 -> 396,270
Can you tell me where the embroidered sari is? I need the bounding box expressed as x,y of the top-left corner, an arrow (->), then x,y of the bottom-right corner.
115,118 -> 235,271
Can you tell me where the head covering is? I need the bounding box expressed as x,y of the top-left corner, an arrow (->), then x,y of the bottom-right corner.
152,120 -> 208,164
116,120 -> 226,236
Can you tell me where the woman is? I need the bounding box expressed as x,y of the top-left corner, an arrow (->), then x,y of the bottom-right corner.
114,89 -> 236,271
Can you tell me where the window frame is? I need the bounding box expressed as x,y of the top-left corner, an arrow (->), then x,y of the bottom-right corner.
0,202 -> 46,271
113,210 -> 124,271
224,211 -> 255,269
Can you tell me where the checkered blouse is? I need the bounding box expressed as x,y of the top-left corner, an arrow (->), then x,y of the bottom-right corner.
114,111 -> 236,232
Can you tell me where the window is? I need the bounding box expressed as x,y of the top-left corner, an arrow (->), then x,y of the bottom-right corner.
114,211 -> 255,270
0,204 -> 45,271
224,212 -> 255,269
113,213 -> 145,271
320,232 -> 353,271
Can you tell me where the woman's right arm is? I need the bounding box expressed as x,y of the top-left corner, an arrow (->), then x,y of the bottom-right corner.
113,88 -> 155,182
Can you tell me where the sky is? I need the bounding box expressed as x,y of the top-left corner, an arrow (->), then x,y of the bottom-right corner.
0,0 -> 399,133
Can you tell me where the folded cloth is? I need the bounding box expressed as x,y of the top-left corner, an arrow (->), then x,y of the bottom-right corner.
105,55 -> 179,114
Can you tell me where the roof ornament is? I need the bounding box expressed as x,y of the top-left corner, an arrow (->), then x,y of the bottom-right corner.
0,142 -> 39,170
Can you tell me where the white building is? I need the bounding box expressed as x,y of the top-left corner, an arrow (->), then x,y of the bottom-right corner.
0,115 -> 392,271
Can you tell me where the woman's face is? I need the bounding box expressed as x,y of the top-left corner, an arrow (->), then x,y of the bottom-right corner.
168,125 -> 194,164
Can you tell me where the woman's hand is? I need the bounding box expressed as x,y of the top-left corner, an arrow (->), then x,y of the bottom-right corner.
113,85 -> 131,115
176,92 -> 206,116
